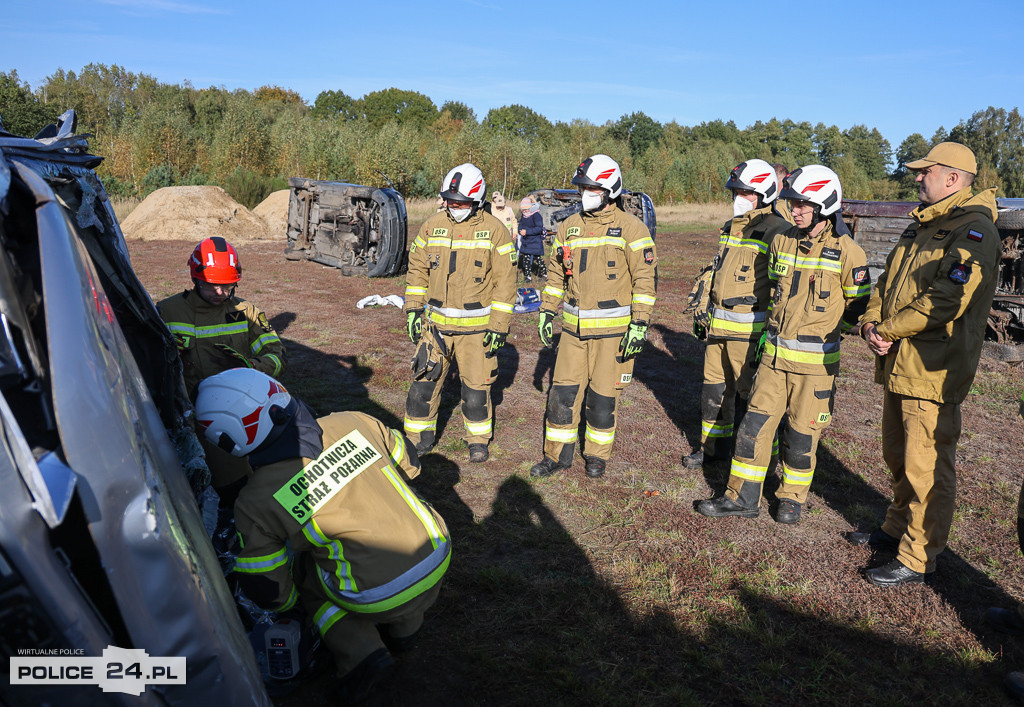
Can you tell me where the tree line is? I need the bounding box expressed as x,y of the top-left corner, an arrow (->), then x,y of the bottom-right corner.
1,64 -> 1021,209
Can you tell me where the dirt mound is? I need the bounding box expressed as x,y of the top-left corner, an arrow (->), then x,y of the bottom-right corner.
121,186 -> 269,241
253,189 -> 290,238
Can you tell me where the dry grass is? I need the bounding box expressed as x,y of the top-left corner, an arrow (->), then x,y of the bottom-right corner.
655,201 -> 731,232
406,197 -> 441,227
111,197 -> 141,223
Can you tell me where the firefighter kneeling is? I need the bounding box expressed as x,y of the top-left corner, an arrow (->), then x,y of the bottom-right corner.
195,369 -> 449,701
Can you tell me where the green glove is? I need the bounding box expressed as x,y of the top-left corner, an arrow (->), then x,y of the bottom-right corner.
538,311 -> 554,349
483,330 -> 507,358
754,330 -> 768,362
213,343 -> 253,368
618,321 -> 648,361
692,310 -> 710,341
407,310 -> 423,344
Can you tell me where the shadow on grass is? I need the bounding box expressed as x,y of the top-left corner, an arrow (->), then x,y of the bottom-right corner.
271,311 -> 401,428
358,471 -> 1015,706
812,443 -> 1022,657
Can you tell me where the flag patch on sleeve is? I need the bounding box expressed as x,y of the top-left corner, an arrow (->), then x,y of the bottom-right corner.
967,229 -> 984,241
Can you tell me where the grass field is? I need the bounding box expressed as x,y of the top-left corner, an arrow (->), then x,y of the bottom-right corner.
127,225 -> 1024,706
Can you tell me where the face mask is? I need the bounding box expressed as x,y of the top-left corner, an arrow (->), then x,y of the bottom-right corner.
733,195 -> 755,217
449,205 -> 471,222
581,191 -> 605,212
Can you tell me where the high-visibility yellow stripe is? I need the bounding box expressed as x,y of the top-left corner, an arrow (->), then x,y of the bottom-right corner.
764,342 -> 840,365
629,237 -> 656,251
314,602 -> 348,636
405,286 -> 428,296
545,426 -> 577,443
782,463 -> 814,486
235,547 -> 290,574
543,285 -> 564,298
584,424 -> 615,445
632,294 -> 656,306
843,284 -> 871,297
463,417 -> 492,437
730,459 -> 768,482
702,420 -> 733,438
566,236 -> 626,248
563,312 -> 632,329
428,312 -> 490,327
491,301 -> 513,313
404,417 -> 436,433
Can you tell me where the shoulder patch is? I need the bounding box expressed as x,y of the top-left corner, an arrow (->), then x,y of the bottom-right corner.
852,266 -> 869,285
257,312 -> 272,332
567,226 -> 581,237
948,262 -> 971,285
474,230 -> 490,240
432,227 -> 449,237
771,261 -> 790,277
967,229 -> 984,242
821,247 -> 841,261
643,247 -> 654,265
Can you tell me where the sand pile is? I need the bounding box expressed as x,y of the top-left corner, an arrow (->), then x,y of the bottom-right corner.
121,186 -> 269,241
253,189 -> 290,237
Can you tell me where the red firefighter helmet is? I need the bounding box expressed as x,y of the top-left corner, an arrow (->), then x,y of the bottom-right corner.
188,237 -> 241,284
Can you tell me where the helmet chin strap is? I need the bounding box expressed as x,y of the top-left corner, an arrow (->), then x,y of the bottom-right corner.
800,205 -> 823,234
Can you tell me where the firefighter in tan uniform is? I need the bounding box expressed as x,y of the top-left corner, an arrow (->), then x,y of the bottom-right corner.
697,166 -> 870,524
158,237 -> 285,503
852,142 -> 999,586
194,369 -> 448,702
403,163 -> 517,463
683,159 -> 793,470
530,154 -> 657,479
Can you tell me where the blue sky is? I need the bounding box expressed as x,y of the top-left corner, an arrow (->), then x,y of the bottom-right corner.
3,0 -> 1022,150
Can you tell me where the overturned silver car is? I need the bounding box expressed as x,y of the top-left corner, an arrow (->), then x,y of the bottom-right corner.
526,188 -> 658,239
0,111 -> 269,704
285,177 -> 407,277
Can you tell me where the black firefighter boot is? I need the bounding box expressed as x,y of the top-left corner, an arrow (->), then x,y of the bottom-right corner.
696,480 -> 760,518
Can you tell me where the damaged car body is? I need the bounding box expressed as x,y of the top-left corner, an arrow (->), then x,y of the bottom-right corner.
844,197 -> 1024,354
285,177 -> 407,277
0,111 -> 270,704
526,188 -> 658,239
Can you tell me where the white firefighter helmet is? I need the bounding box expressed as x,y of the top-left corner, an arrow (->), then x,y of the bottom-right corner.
195,369 -> 292,457
725,158 -> 779,204
779,165 -> 843,216
439,163 -> 486,206
572,154 -> 623,199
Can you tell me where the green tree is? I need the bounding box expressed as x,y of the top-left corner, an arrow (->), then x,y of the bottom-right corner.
949,106 -> 1024,196
0,70 -> 57,137
356,88 -> 437,130
608,111 -> 663,161
440,100 -> 476,125
843,124 -> 892,180
484,104 -> 552,141
311,89 -> 356,121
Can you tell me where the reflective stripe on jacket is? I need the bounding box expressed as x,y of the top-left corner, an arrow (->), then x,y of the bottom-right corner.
707,205 -> 793,340
762,220 -> 870,375
540,204 -> 657,339
234,412 -> 449,614
158,290 -> 285,398
404,209 -> 517,334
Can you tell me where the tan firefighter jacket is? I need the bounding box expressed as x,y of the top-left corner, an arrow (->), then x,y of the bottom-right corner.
541,204 -> 657,339
233,411 -> 450,614
862,187 -> 999,404
707,204 -> 793,340
158,290 -> 285,398
404,209 -> 517,335
762,219 -> 870,376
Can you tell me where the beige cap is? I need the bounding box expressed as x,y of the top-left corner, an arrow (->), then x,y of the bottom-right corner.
906,141 -> 977,175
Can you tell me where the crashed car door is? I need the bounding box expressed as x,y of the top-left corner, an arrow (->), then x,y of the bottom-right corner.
16,161 -> 270,705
